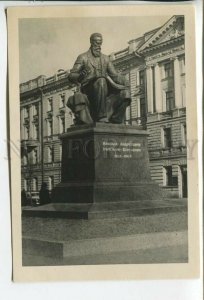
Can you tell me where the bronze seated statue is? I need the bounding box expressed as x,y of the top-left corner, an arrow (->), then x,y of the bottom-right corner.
67,33 -> 131,125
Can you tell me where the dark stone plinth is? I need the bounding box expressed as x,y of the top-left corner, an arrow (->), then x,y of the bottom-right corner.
52,123 -> 163,204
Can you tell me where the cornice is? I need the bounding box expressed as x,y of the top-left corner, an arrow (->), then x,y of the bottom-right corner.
139,35 -> 184,55
113,53 -> 144,73
20,77 -> 74,101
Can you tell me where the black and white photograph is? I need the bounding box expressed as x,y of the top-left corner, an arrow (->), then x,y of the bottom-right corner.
7,5 -> 199,281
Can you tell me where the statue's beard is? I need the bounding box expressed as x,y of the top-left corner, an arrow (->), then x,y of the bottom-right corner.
91,47 -> 101,57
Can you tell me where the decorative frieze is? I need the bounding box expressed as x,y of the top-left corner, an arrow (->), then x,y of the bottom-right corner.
145,45 -> 184,65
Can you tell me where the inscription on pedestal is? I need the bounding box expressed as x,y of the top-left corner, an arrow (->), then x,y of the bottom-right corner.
65,137 -> 144,160
52,123 -> 163,203
103,141 -> 142,159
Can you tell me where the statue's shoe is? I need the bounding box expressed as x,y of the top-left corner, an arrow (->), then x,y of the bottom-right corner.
98,117 -> 109,123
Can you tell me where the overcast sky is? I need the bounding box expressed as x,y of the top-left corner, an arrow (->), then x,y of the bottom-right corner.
19,16 -> 171,83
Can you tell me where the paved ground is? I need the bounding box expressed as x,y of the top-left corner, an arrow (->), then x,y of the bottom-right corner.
23,245 -> 188,266
22,211 -> 188,266
22,211 -> 187,241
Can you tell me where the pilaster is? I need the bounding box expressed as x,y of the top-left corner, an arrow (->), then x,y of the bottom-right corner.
173,57 -> 182,108
154,63 -> 163,112
146,66 -> 154,113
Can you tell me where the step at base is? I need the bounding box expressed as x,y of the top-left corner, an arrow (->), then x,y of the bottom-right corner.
22,199 -> 187,219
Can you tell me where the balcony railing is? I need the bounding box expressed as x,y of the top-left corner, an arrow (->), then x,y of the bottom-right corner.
44,162 -> 61,168
148,145 -> 187,158
147,107 -> 186,123
21,139 -> 39,148
21,161 -> 62,170
21,163 -> 41,170
114,48 -> 129,60
46,76 -> 56,84
131,117 -> 147,128
160,110 -> 173,119
44,134 -> 60,142
179,107 -> 186,116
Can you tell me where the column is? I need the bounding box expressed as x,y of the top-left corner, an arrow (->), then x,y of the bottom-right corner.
136,69 -> 139,87
137,97 -> 141,125
137,97 -> 141,118
146,66 -> 154,113
154,63 -> 163,112
173,57 -> 182,108
125,105 -> 131,124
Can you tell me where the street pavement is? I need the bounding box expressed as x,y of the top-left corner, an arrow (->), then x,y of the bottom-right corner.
22,211 -> 188,266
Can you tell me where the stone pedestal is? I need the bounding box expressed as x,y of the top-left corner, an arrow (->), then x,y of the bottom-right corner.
52,123 -> 162,204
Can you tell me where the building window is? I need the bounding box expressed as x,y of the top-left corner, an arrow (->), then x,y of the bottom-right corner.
163,166 -> 178,187
33,104 -> 38,116
180,57 -> 185,74
139,70 -> 145,85
24,179 -> 28,191
33,149 -> 38,164
24,107 -> 29,118
164,62 -> 173,78
140,97 -> 146,117
48,146 -> 54,163
60,94 -> 65,108
59,117 -> 65,134
166,91 -> 174,111
47,97 -> 53,112
181,123 -> 187,146
32,177 -> 38,191
33,123 -> 39,139
163,127 -> 172,148
24,125 -> 29,140
23,154 -> 28,166
47,119 -> 53,136
48,176 -> 54,191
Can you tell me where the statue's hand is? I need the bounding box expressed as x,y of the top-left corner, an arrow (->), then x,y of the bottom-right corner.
78,69 -> 88,81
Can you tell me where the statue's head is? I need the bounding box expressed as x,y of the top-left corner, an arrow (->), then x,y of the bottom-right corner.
90,33 -> 103,57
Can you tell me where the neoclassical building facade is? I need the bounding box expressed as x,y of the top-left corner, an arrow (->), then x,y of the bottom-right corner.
113,15 -> 186,198
20,71 -> 75,194
20,15 -> 187,199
